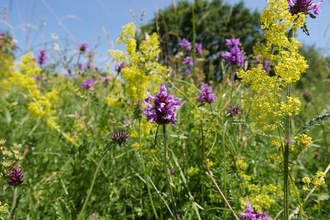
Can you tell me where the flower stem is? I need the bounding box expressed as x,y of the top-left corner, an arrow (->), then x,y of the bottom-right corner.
78,152 -> 106,220
200,120 -> 239,220
163,124 -> 177,219
138,119 -> 159,219
10,186 -> 18,220
284,83 -> 292,220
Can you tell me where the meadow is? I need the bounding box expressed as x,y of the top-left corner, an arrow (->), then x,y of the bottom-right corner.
0,0 -> 330,219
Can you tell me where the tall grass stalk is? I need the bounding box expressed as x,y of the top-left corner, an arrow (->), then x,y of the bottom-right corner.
78,149 -> 107,220
138,119 -> 159,219
163,124 -> 177,219
200,120 -> 239,220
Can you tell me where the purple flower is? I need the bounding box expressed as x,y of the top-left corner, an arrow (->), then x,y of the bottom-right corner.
8,167 -> 24,187
78,43 -> 88,53
170,169 -> 176,174
81,78 -> 95,90
110,130 -> 129,147
195,43 -> 203,56
254,55 -> 271,72
87,62 -> 92,69
220,38 -> 245,67
199,84 -> 216,104
115,63 -> 125,72
240,202 -> 272,220
227,105 -> 242,116
182,56 -> 194,68
180,38 -> 192,51
77,63 -> 84,71
144,84 -> 181,125
288,0 -> 323,15
67,68 -> 72,75
101,76 -> 111,83
225,38 -> 241,48
38,49 -> 47,66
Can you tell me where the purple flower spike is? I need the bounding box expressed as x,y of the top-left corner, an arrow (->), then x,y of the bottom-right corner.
180,38 -> 192,51
78,43 -> 88,53
220,38 -> 245,67
101,76 -> 111,83
195,43 -> 203,56
240,202 -> 272,220
199,84 -> 216,104
115,63 -> 125,72
81,78 -> 95,90
38,49 -> 47,66
144,84 -> 181,125
8,167 -> 24,187
288,0 -> 323,16
182,56 -> 194,68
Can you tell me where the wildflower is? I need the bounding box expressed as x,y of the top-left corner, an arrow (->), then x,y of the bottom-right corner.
195,43 -> 203,56
67,68 -> 72,75
8,167 -> 24,187
227,105 -> 242,116
302,91 -> 312,102
115,63 -> 125,72
170,169 -> 176,174
101,76 -> 111,83
180,38 -> 192,51
182,56 -> 194,68
86,62 -> 92,69
144,84 -> 181,125
110,130 -> 129,147
220,38 -> 245,67
199,84 -> 216,104
78,43 -> 88,53
81,78 -> 95,90
240,202 -> 272,220
254,55 -> 271,72
77,63 -> 84,72
288,0 -> 323,16
37,49 -> 47,66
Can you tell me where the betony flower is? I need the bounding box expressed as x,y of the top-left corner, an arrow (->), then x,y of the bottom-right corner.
81,78 -> 95,90
199,84 -> 216,104
227,105 -> 242,116
144,84 -> 181,125
254,55 -> 272,72
288,0 -> 323,16
240,202 -> 272,220
8,167 -> 24,187
182,56 -> 194,68
38,49 -> 47,66
115,63 -> 125,72
219,38 -> 245,67
195,43 -> 203,56
101,76 -> 111,83
180,38 -> 192,51
78,43 -> 88,53
110,130 -> 129,147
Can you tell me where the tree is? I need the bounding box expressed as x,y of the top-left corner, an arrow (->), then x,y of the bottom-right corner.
140,0 -> 264,64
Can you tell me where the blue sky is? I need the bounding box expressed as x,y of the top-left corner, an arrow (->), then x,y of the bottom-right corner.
1,0 -> 329,70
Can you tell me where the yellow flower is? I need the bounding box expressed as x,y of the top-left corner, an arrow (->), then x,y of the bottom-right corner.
187,166 -> 195,176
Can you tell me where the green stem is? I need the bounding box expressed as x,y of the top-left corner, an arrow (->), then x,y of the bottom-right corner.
139,119 -> 159,219
10,186 -> 18,220
201,120 -> 239,220
78,152 -> 106,220
163,124 -> 177,219
283,83 -> 292,220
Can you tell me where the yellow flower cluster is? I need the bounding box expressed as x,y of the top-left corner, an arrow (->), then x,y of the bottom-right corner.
7,53 -> 59,129
237,0 -> 308,130
294,134 -> 312,149
302,171 -> 326,191
108,23 -> 167,102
